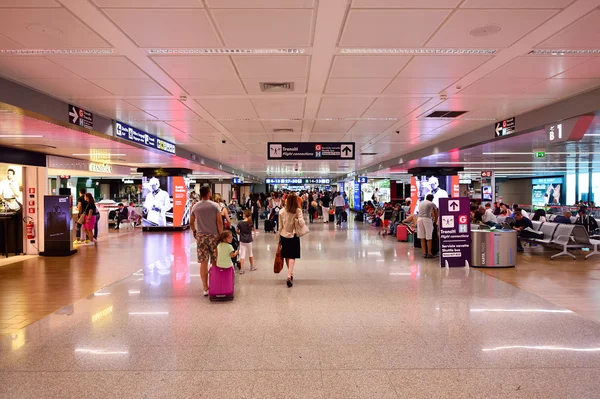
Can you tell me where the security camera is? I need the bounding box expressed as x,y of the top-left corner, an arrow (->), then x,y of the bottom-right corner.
221,139 -> 226,144
456,84 -> 462,90
396,130 -> 400,134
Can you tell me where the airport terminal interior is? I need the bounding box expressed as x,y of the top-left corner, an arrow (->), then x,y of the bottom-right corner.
2,0 -> 600,397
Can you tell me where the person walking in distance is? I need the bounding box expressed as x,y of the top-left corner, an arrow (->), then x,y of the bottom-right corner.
190,186 -> 223,297
321,192 -> 331,223
74,188 -> 88,244
417,194 -> 437,258
82,193 -> 97,245
333,192 -> 346,226
278,193 -> 306,287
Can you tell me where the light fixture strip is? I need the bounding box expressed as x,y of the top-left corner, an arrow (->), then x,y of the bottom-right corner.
0,135 -> 44,138
340,48 -> 497,55
0,49 -> 114,55
147,48 -> 305,55
529,49 -> 600,55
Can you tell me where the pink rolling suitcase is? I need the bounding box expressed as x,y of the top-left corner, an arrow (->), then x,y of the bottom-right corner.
396,225 -> 408,242
209,266 -> 234,301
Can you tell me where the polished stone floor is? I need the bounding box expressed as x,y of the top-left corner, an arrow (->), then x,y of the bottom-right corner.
1,220 -> 600,398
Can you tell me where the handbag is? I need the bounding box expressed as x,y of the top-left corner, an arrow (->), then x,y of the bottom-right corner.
295,217 -> 310,237
77,204 -> 89,225
273,241 -> 283,274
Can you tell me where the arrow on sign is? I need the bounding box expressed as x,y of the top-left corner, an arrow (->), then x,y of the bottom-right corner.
69,107 -> 79,123
342,146 -> 352,155
448,200 -> 460,212
495,122 -> 502,137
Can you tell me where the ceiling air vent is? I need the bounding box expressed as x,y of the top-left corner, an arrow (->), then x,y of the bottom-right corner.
360,152 -> 377,156
426,110 -> 468,118
260,82 -> 294,92
273,128 -> 294,133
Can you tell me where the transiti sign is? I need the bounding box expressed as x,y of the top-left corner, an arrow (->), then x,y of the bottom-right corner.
68,105 -> 93,129
494,117 -> 515,137
115,121 -> 176,155
268,142 -> 355,160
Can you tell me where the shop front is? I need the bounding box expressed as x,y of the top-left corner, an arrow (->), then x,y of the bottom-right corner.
0,146 -> 46,259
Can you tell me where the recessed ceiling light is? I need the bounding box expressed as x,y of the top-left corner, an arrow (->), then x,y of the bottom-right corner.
0,135 -> 44,138
72,153 -> 126,156
469,25 -> 502,38
0,49 -> 114,55
340,48 -> 496,55
26,24 -> 62,37
529,49 -> 600,55
148,48 -> 305,55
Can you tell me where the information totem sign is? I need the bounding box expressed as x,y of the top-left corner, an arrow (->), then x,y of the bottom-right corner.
41,195 -> 76,256
439,197 -> 471,268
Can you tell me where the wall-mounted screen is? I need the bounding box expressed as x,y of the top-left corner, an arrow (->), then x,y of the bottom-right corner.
141,176 -> 193,227
532,177 -> 563,206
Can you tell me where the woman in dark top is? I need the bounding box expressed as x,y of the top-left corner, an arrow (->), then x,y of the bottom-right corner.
532,209 -> 547,222
82,193 -> 97,244
307,193 -> 315,223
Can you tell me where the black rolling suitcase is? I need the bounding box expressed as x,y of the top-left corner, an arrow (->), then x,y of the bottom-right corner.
340,211 -> 348,223
329,213 -> 335,222
431,224 -> 439,256
264,219 -> 274,232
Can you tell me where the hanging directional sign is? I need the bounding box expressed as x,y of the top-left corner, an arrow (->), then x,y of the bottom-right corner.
546,115 -> 594,144
267,142 -> 355,160
494,117 -> 515,137
68,105 -> 93,129
115,121 -> 176,155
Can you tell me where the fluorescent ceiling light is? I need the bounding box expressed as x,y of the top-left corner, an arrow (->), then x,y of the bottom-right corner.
529,49 -> 600,55
482,345 -> 600,352
148,48 -> 305,55
482,152 -> 600,155
585,134 -> 600,136
414,117 -> 496,121
0,49 -> 114,55
441,161 -> 600,165
72,153 -> 126,156
471,308 -> 572,313
0,135 -> 44,138
128,312 -> 169,315
341,48 -> 497,55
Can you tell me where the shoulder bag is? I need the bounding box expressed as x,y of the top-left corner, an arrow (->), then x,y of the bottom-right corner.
77,204 -> 89,225
295,215 -> 310,237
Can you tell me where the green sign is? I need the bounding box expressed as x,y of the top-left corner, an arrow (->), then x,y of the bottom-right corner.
534,151 -> 546,158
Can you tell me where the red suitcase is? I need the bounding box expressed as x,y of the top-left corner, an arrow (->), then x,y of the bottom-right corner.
209,266 -> 234,301
396,225 -> 408,242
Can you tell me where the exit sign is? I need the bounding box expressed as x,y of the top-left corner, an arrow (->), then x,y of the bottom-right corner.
534,151 -> 546,158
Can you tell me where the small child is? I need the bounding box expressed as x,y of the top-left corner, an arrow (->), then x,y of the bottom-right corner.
216,231 -> 238,269
236,209 -> 256,274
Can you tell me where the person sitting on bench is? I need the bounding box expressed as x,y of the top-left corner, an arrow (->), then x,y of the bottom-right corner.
513,209 -> 534,252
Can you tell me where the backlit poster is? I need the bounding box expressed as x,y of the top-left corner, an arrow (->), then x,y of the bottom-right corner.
411,175 -> 459,213
0,164 -> 23,212
142,176 -> 193,228
42,195 -> 76,256
532,177 -> 563,207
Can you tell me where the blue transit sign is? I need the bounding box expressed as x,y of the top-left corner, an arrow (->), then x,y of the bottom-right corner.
115,121 -> 176,155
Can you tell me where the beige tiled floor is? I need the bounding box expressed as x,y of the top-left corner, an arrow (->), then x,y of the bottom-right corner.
1,220 -> 600,398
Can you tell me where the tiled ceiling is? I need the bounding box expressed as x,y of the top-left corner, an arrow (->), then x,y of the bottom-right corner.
0,0 -> 598,178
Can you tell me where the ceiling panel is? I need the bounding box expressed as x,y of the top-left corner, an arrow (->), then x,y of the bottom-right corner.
423,97 -> 500,115
317,97 -> 374,118
330,56 -> 411,78
125,99 -> 190,111
198,98 -> 258,119
363,97 -> 431,118
309,133 -> 345,141
457,77 -> 545,96
486,56 -> 590,79
242,78 -> 307,94
0,0 -> 60,6
146,109 -> 200,120
461,0 -> 572,7
269,133 -> 302,142
167,120 -> 219,135
104,9 -> 221,48
207,0 -> 314,7
398,56 -> 492,78
105,109 -> 158,121
340,9 -> 451,47
0,56 -> 73,79
341,133 -> 378,143
347,120 -> 396,135
71,99 -> 141,112
0,33 -> 22,49
351,0 -> 460,8
152,56 -> 238,80
177,78 -> 246,95
94,0 -> 203,7
384,78 -> 455,94
518,78 -> 600,97
0,9 -> 110,48
232,56 -> 309,79
18,77 -> 112,98
48,56 -> 148,79
427,9 -> 557,48
251,98 -> 305,119
325,78 -> 391,94
312,120 -> 356,133
220,120 -> 266,133
212,9 -> 313,47
538,10 -> 600,49
397,119 -> 452,134
465,97 -> 556,120
89,78 -> 170,96
555,57 -> 600,79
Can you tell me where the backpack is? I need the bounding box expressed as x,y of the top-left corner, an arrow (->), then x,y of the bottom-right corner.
270,200 -> 281,220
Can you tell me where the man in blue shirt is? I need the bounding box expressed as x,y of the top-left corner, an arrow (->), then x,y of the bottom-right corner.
553,211 -> 572,224
513,209 -> 534,252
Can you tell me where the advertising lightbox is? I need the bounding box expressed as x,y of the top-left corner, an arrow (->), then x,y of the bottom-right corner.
532,177 -> 564,207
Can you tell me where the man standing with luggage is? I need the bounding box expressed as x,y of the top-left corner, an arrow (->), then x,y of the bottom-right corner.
333,192 -> 346,226
191,186 -> 223,297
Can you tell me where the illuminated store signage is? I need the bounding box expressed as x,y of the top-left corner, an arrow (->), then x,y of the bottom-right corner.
115,121 -> 176,155
89,163 -> 112,173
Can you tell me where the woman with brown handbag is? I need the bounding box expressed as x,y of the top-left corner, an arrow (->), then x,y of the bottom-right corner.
277,192 -> 308,287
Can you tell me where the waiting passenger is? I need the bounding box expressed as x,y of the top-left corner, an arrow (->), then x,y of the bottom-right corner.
531,209 -> 547,222
512,203 -> 529,219
554,211 -> 572,224
513,209 -> 534,252
115,203 -> 129,229
575,207 -> 599,234
482,203 -> 498,224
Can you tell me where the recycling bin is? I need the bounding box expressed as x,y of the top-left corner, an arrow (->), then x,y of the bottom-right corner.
471,229 -> 517,268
